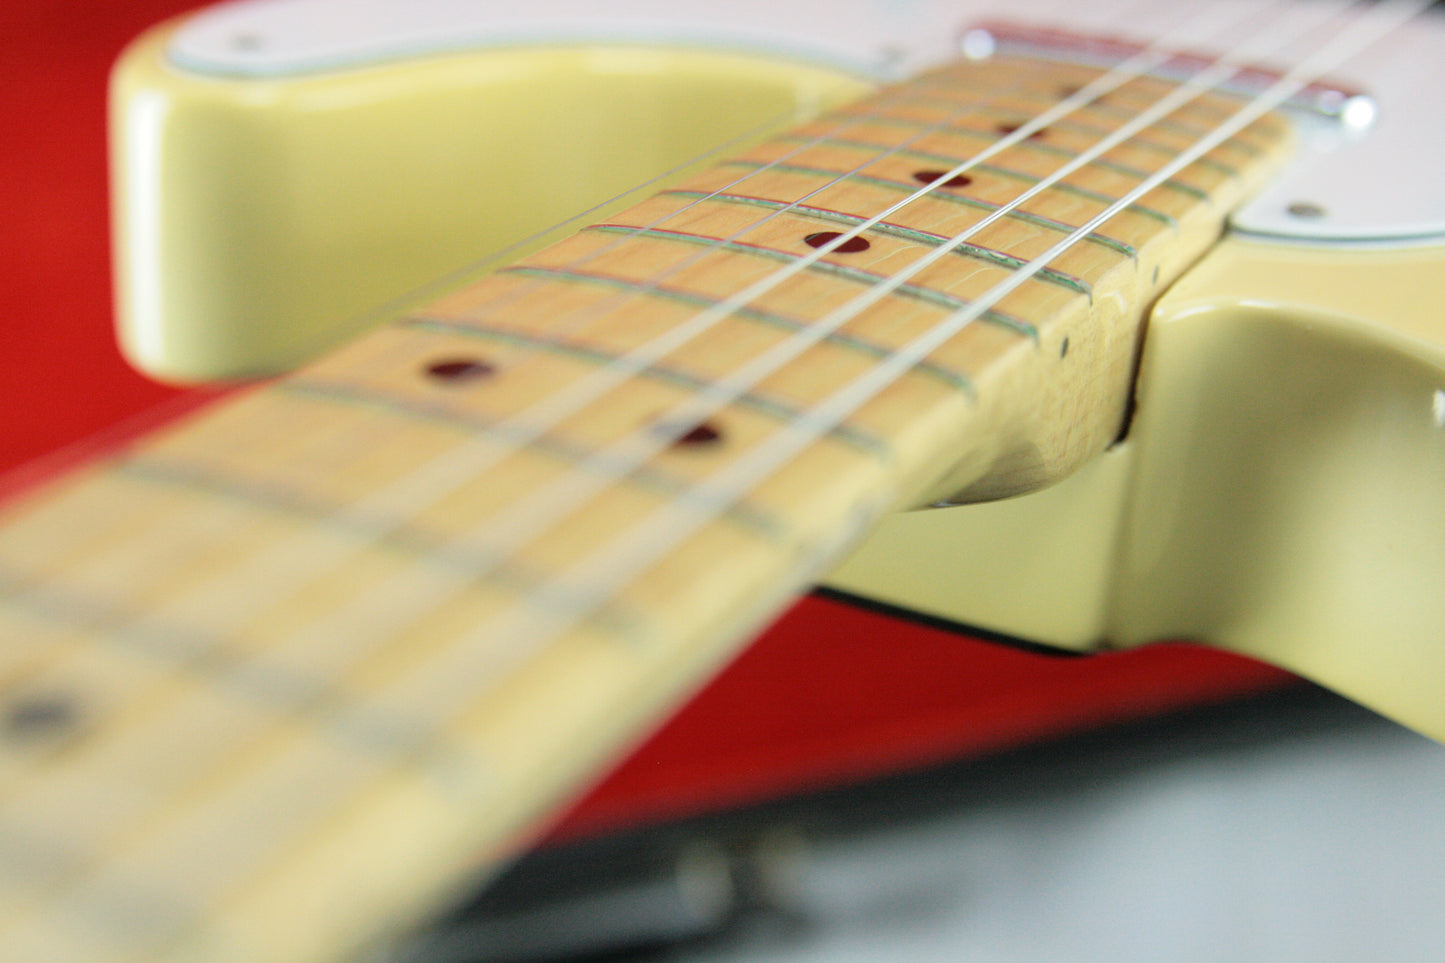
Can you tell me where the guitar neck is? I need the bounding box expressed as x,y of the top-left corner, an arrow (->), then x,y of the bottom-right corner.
0,51 -> 1287,961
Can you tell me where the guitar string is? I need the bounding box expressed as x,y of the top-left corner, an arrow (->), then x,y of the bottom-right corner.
0,0 -> 1410,936
0,0 -> 1329,782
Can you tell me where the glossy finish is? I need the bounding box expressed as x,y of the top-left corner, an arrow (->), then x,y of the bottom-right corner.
166,0 -> 958,79
111,30 -> 867,381
115,2 -> 1445,384
833,239 -> 1445,740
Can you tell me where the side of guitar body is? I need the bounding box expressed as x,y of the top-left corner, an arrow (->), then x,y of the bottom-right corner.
835,240 -> 1445,739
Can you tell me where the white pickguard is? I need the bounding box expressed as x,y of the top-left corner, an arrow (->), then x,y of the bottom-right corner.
169,0 -> 1445,243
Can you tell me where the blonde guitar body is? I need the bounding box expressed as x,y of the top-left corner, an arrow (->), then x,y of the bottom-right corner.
114,0 -> 1445,738
0,0 -> 1435,959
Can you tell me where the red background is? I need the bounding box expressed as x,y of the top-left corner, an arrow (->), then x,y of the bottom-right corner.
0,0 -> 1293,845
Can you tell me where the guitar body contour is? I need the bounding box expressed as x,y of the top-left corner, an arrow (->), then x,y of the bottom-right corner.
837,240 -> 1445,739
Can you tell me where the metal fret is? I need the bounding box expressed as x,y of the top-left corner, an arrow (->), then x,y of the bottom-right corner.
659,190 -> 1093,295
883,91 -> 1268,157
272,379 -> 812,521
456,271 -> 973,390
767,134 -> 1189,221
700,163 -> 1141,255
582,224 -> 1040,339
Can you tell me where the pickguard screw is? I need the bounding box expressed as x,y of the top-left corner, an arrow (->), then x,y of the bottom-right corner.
959,28 -> 996,61
1286,201 -> 1327,219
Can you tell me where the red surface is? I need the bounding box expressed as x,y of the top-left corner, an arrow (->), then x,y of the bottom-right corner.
1,0 -> 1295,844
548,598 -> 1290,841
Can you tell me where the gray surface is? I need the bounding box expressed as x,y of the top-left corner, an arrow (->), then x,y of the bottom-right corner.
656,702 -> 1445,963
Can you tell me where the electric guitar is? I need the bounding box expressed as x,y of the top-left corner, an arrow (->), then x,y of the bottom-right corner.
3,0 -> 1444,959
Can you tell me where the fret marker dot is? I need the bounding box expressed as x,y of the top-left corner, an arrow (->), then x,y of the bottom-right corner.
4,695 -> 78,739
663,421 -> 724,448
425,358 -> 496,383
913,170 -> 973,189
804,232 -> 870,253
996,123 -> 1045,139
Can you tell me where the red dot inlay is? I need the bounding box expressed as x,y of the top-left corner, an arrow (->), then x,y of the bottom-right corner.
913,170 -> 973,189
804,231 -> 870,253
671,421 -> 723,447
996,123 -> 1045,139
424,358 -> 496,383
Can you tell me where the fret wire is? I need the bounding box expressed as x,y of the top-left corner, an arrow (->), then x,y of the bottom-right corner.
692,166 -> 1144,253
289,351 -> 890,456
583,223 -> 1041,335
0,562 -> 462,767
120,445 -> 782,546
487,267 -> 974,389
763,137 -> 1191,220
1074,96 -> 1269,150
828,97 -> 1250,172
653,191 -> 1094,295
481,0 -> 1318,537
874,91 -> 1268,159
407,303 -> 969,396
0,724 -> 408,959
683,0 -> 1424,517
9,0 -> 1278,739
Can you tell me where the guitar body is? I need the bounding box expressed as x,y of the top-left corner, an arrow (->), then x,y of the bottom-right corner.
111,0 -> 1445,742
4,0 -> 1445,959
